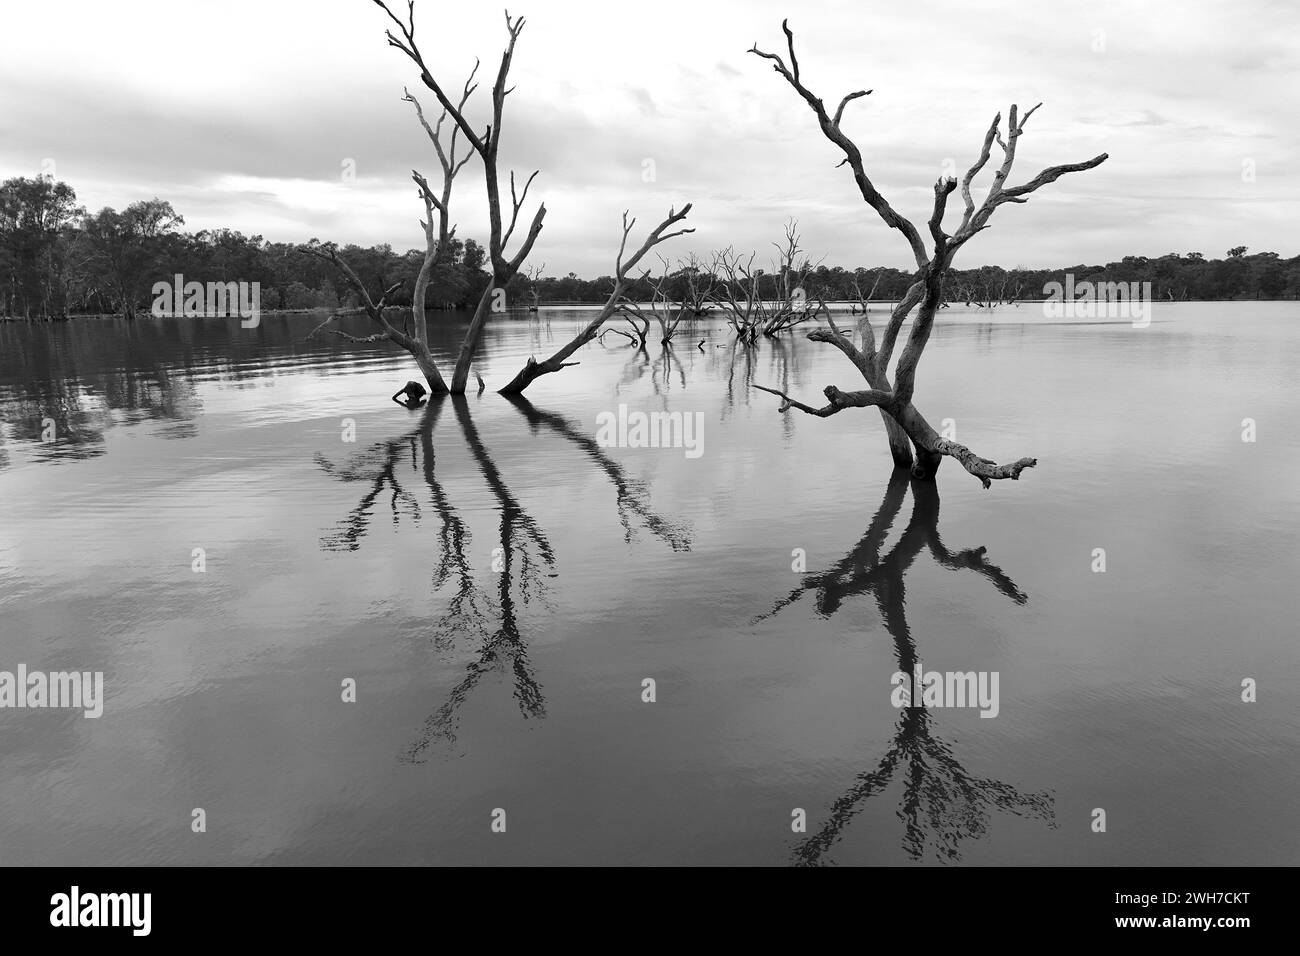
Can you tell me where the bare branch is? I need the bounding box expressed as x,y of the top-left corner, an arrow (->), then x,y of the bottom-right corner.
503,169 -> 540,247
929,176 -> 958,251
304,312 -> 392,344
374,0 -> 487,155
932,440 -> 1037,490
754,382 -> 893,416
833,89 -> 871,127
950,103 -> 1109,252
1001,153 -> 1110,202
808,321 -> 874,379
616,205 -> 695,281
958,113 -> 1000,234
499,205 -> 694,393
749,20 -> 929,269
875,281 -> 925,374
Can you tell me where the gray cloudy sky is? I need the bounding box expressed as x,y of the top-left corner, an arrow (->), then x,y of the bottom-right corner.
1,0 -> 1296,275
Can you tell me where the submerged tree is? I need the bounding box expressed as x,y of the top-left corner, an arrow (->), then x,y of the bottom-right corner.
676,252 -> 716,317
304,66 -> 478,391
524,262 -> 545,313
379,2 -> 548,394
311,2 -> 694,398
952,266 -> 1026,309
497,205 -> 693,394
749,20 -> 1107,486
308,2 -> 546,395
609,252 -> 718,347
617,258 -> 690,347
712,220 -> 820,343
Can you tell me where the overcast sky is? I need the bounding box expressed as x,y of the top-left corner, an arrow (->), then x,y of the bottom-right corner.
2,0 -> 1296,275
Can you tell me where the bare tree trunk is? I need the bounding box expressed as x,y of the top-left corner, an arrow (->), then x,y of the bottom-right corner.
909,443 -> 944,479
882,412 -> 916,470
802,316 -> 914,469
450,283 -> 495,393
412,346 -> 447,393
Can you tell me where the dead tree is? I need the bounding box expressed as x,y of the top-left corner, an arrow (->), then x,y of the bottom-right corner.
598,317 -> 647,348
749,20 -> 1107,485
711,247 -> 765,344
305,33 -> 480,393
762,219 -> 821,335
524,262 -> 545,312
711,221 -> 820,343
678,253 -> 716,316
619,256 -> 691,345
377,1 -> 546,394
405,78 -> 475,339
849,269 -> 882,314
497,205 -> 693,393
954,267 -> 1023,309
953,276 -> 979,307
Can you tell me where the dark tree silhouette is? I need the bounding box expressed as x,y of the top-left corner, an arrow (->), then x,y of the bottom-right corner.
758,472 -> 1054,864
314,394 -> 692,759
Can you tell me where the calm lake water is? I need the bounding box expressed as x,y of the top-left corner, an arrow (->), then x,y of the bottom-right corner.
1,303 -> 1297,865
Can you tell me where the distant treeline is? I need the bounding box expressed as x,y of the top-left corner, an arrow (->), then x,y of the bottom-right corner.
3,175 -> 1298,319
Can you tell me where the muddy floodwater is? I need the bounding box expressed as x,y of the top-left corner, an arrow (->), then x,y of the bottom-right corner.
1,302 -> 1297,865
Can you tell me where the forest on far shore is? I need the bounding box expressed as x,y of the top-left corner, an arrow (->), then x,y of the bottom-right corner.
4,175 -> 1299,320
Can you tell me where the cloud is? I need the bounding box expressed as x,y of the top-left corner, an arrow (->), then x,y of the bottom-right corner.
1,0 -> 1296,273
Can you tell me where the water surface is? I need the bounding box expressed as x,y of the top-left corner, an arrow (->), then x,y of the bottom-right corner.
1,303 -> 1297,865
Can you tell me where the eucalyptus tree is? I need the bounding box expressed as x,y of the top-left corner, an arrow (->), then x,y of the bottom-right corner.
79,199 -> 183,321
0,176 -> 83,318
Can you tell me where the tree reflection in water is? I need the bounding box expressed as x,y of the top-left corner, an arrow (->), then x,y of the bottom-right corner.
758,471 -> 1054,864
315,395 -> 691,761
